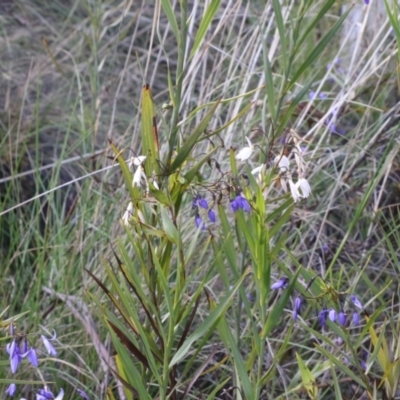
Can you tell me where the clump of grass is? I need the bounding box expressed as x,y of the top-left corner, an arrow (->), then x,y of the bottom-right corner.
1,0 -> 400,399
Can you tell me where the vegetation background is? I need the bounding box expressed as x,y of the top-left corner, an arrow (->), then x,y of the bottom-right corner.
1,0 -> 400,399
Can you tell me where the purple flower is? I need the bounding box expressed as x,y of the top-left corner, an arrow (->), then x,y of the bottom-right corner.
270,277 -> 288,290
353,311 -> 360,326
235,194 -> 251,212
41,333 -> 58,356
194,195 -> 208,209
26,348 -> 39,367
364,0 -> 369,4
7,340 -> 22,374
195,215 -> 205,230
294,296 -> 302,312
38,388 -> 54,400
77,389 -> 90,400
350,295 -> 363,309
208,209 -> 216,223
5,383 -> 16,397
318,309 -> 329,329
198,198 -> 208,209
21,338 -> 28,354
230,198 -> 239,212
328,309 -> 337,322
293,297 -> 303,321
338,311 -> 346,326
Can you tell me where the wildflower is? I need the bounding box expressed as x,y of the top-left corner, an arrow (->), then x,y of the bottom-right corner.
128,155 -> 146,171
328,309 -> 337,322
289,179 -> 301,203
5,383 -> 16,397
54,389 -> 65,400
350,295 -> 363,310
208,209 -> 216,223
195,215 -> 205,231
122,201 -> 134,226
77,389 -> 90,400
235,194 -> 251,213
295,178 -> 311,198
352,312 -> 360,326
338,311 -> 346,326
275,155 -> 290,174
26,347 -> 39,367
270,277 -> 288,290
364,0 -> 369,4
293,296 -> 302,321
336,336 -> 343,345
235,137 -> 254,161
41,333 -> 58,356
7,340 -> 22,373
251,165 -> 264,176
132,164 -> 143,187
21,338 -> 28,354
37,388 -> 54,400
230,198 -> 239,212
194,195 -> 208,209
318,309 -> 329,329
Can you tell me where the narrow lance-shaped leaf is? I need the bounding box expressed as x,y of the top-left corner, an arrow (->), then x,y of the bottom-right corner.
189,0 -> 221,60
141,84 -> 160,175
169,99 -> 221,173
296,352 -> 318,400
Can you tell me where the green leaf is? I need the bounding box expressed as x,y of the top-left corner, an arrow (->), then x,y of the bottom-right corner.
287,7 -> 352,91
160,206 -> 180,244
160,0 -> 180,44
189,0 -> 221,60
169,99 -> 221,173
296,352 -> 318,400
169,268 -> 250,367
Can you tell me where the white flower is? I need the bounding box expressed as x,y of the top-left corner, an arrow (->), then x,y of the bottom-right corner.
251,165 -> 264,175
128,155 -> 146,171
289,178 -> 311,202
122,201 -> 134,226
235,137 -> 254,161
275,155 -> 290,173
289,179 -> 301,203
295,178 -> 311,198
54,388 -> 65,400
133,164 -> 143,187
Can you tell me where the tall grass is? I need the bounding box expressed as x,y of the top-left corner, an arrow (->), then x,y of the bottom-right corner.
0,0 -> 400,399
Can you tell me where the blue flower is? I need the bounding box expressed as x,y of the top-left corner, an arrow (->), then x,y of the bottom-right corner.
350,295 -> 363,310
6,340 -> 22,374
293,296 -> 302,321
338,311 -> 346,326
38,388 -> 54,399
318,309 -> 329,329
194,195 -> 208,209
77,389 -> 90,399
270,277 -> 288,290
235,194 -> 251,212
41,333 -> 58,356
208,209 -> 216,223
328,309 -> 337,322
5,383 -> 16,397
230,198 -> 239,213
352,312 -> 360,326
26,348 -> 39,367
195,215 -> 205,231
